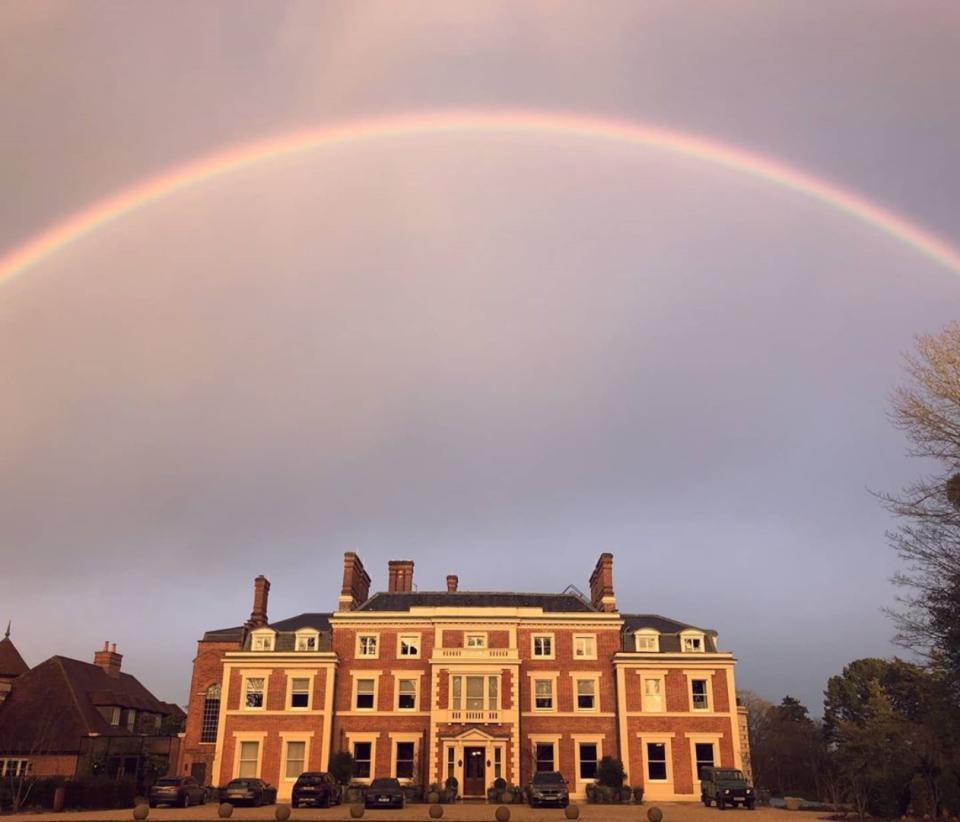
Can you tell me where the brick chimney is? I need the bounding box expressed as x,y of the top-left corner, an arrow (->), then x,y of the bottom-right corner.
339,552 -> 371,611
589,553 -> 616,612
93,641 -> 123,678
387,560 -> 414,593
245,575 -> 270,629
446,575 -> 459,593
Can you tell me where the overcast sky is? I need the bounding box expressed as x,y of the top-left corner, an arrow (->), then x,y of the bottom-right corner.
1,2 -> 959,713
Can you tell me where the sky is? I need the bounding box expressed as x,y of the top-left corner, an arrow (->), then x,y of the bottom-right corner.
1,2 -> 959,713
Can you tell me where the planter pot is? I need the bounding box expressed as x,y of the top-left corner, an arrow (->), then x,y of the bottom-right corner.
785,797 -> 802,811
633,788 -> 645,805
427,792 -> 441,804
621,788 -> 632,803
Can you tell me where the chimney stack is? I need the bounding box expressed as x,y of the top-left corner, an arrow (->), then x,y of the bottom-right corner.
589,553 -> 616,612
388,560 -> 414,593
446,575 -> 459,593
339,552 -> 371,611
93,641 -> 123,678
245,575 -> 271,629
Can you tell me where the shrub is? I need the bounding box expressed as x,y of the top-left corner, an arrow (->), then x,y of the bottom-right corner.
493,778 -> 507,791
596,756 -> 626,789
329,751 -> 356,785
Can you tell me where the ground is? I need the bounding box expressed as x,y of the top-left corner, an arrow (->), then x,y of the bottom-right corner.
3,803 -> 823,822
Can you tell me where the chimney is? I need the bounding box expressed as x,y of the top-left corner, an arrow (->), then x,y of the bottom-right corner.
589,553 -> 616,612
446,575 -> 459,593
338,552 -> 371,611
93,641 -> 123,678
387,560 -> 414,593
245,575 -> 270,629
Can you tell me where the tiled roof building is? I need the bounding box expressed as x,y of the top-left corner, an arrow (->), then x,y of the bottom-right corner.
180,553 -> 749,802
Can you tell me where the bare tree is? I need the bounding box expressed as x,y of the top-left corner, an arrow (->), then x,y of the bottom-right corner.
0,704 -> 69,812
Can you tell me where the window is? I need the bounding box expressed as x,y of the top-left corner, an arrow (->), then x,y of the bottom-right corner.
358,635 -> 378,657
396,742 -> 415,779
251,632 -> 274,651
578,744 -> 598,780
0,760 -> 29,778
642,677 -> 663,712
295,631 -> 318,652
446,747 -> 455,781
576,679 -> 596,711
573,635 -> 597,659
244,677 -> 265,709
534,679 -> 554,710
238,741 -> 259,778
691,679 -> 710,710
494,748 -> 502,780
682,633 -> 705,653
353,742 -> 372,779
647,743 -> 667,781
535,743 -> 555,772
356,678 -> 375,710
285,741 -> 306,779
398,679 -> 417,710
290,677 -> 310,709
124,709 -> 137,731
465,633 -> 486,648
695,743 -> 715,780
398,634 -> 420,658
532,635 -> 553,658
466,675 -> 484,709
450,675 -> 499,711
201,684 -> 220,742
634,632 -> 659,652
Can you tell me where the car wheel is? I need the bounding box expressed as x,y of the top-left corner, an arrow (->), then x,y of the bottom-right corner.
717,797 -> 725,810
747,800 -> 755,810
182,794 -> 190,808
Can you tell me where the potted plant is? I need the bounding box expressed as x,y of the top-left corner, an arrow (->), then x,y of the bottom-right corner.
596,756 -> 625,802
443,777 -> 458,803
509,784 -> 524,804
633,785 -> 644,804
585,783 -> 598,803
426,783 -> 441,803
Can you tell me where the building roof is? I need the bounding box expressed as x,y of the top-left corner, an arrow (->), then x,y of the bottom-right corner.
0,636 -> 29,678
356,591 -> 596,612
621,613 -> 719,653
0,655 -> 176,754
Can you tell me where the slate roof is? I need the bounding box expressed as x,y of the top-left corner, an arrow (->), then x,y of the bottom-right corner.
621,613 -> 719,653
0,637 -> 29,678
0,656 -> 175,754
356,591 -> 596,612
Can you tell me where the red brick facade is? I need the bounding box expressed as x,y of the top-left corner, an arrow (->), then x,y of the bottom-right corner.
179,554 -> 748,802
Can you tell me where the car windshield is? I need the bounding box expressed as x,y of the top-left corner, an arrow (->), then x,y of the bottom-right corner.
715,770 -> 745,781
370,779 -> 400,789
155,779 -> 182,786
297,774 -> 327,784
227,780 -> 253,787
533,772 -> 565,784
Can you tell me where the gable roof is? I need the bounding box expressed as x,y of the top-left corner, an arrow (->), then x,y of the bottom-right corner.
356,591 -> 596,613
0,656 -> 174,754
0,637 -> 28,678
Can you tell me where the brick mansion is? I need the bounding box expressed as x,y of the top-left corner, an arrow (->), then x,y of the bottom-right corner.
179,553 -> 750,802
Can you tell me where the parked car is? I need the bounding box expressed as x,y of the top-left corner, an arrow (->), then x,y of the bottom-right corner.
700,767 -> 755,810
364,777 -> 405,809
292,772 -> 343,808
527,771 -> 570,807
148,777 -> 207,808
220,778 -> 278,807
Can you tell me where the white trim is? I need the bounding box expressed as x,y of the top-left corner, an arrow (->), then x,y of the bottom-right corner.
249,628 -> 276,652
346,732 -> 378,784
571,735 -> 604,798
232,733 -> 266,779
531,633 -> 555,660
528,671 -> 559,713
389,733 -> 422,783
394,672 -> 422,711
294,629 -> 320,652
357,633 -> 380,659
687,733 -> 723,795
633,629 -> 660,653
351,671 -> 381,711
285,671 -> 314,711
638,734 -> 674,798
572,673 -> 601,713
397,632 -> 422,659
573,633 -> 597,660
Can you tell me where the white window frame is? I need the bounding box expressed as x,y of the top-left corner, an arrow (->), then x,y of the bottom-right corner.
532,677 -> 556,712
641,737 -> 673,784
295,629 -> 320,652
465,632 -> 487,649
530,735 -> 561,773
233,735 -> 266,779
574,675 -> 600,713
357,633 -> 380,658
286,674 -> 313,711
352,673 -> 380,711
398,633 -> 421,659
346,733 -> 378,784
634,630 -> 660,652
640,671 -> 667,713
250,629 -> 276,652
280,734 -> 311,782
688,733 -> 722,790
0,759 -> 29,778
681,630 -> 706,653
687,673 -> 714,712
243,675 -> 267,711
531,633 -> 555,659
390,734 -> 421,783
573,634 -> 597,660
395,675 -> 419,711
450,674 -> 500,711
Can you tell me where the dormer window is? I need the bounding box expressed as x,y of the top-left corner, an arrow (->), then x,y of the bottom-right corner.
681,631 -> 705,653
295,630 -> 319,652
250,629 -> 275,652
465,634 -> 486,649
634,630 -> 660,652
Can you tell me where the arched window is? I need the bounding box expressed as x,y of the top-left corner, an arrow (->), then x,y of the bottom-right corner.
200,684 -> 221,743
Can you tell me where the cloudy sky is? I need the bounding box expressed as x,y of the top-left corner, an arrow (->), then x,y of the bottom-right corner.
1,2 -> 959,712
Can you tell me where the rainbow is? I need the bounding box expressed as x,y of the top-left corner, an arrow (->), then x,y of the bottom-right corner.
2,108 -> 960,285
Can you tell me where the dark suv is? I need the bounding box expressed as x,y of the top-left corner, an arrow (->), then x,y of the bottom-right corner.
148,776 -> 206,808
292,772 -> 342,808
527,771 -> 570,807
700,767 -> 755,810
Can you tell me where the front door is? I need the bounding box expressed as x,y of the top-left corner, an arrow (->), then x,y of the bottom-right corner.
463,747 -> 486,796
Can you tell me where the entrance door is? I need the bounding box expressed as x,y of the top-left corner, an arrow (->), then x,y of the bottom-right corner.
463,747 -> 486,796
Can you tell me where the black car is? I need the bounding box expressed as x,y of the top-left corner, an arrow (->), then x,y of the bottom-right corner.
148,776 -> 206,808
292,772 -> 343,808
364,777 -> 405,809
220,778 -> 278,807
527,771 -> 570,807
700,767 -> 755,810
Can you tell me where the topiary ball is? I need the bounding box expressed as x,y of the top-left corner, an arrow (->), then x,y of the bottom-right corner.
275,804 -> 291,821
133,804 -> 149,821
351,804 -> 366,818
565,804 -> 580,820
430,804 -> 444,818
501,792 -> 513,804
218,802 -> 234,818
427,791 -> 441,804
647,806 -> 663,822
495,805 -> 511,822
